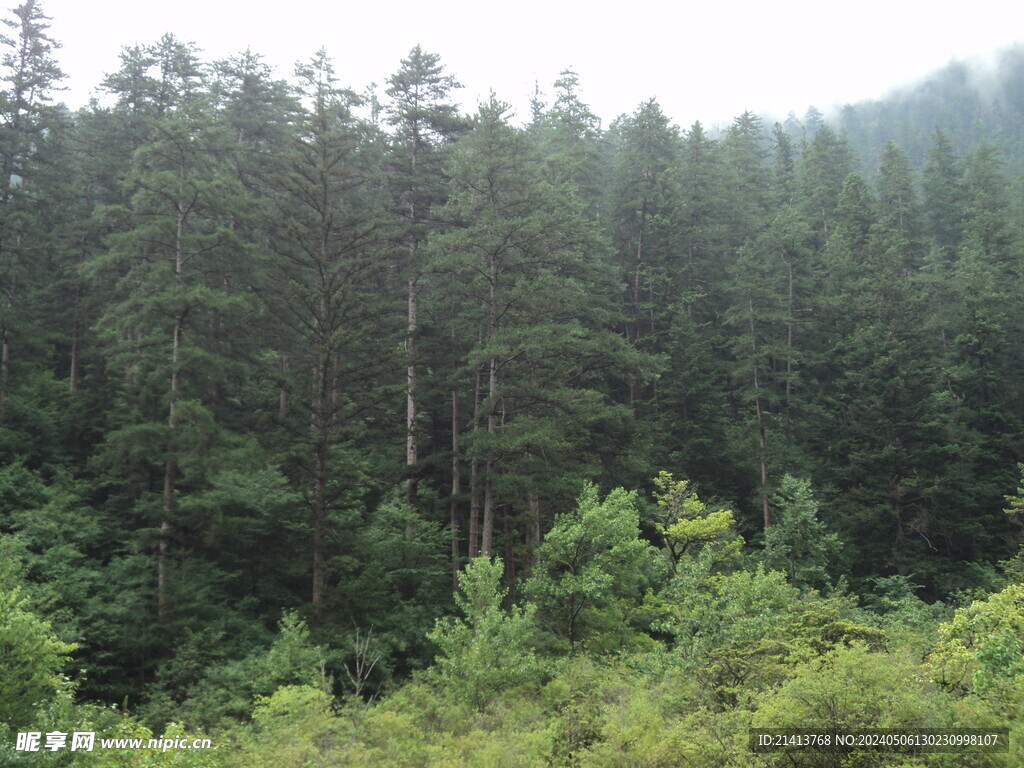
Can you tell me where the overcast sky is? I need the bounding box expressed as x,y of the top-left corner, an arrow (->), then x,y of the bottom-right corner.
41,0 -> 1024,130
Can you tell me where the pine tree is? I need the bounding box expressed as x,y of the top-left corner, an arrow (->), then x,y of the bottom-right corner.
720,111 -> 771,245
945,143 -> 1024,534
725,207 -> 816,529
813,162 -> 950,582
384,46 -> 462,514
875,140 -> 923,260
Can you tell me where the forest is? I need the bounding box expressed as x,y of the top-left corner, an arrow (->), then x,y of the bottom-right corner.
3,0 -> 1024,765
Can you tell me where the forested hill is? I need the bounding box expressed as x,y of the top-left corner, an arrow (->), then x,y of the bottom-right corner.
812,43 -> 1024,171
4,1 -> 1024,765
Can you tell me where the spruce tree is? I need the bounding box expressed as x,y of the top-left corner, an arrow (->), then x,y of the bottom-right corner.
259,50 -> 393,617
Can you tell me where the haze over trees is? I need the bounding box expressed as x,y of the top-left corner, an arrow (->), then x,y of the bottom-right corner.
3,2 -> 1024,765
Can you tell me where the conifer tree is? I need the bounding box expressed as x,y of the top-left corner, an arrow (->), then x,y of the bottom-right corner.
0,0 -> 63,425
726,207 -> 815,528
532,69 -> 604,214
797,125 -> 855,242
875,140 -> 923,260
384,46 -> 462,513
86,35 -> 249,619
439,97 -> 639,562
259,50 -> 393,617
922,129 -> 964,260
608,99 -> 681,407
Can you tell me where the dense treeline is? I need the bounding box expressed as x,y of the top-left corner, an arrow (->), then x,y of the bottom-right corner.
832,45 -> 1024,171
4,1 -> 1024,764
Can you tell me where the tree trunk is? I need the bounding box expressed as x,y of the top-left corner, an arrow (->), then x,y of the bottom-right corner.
481,253 -> 498,557
159,312 -> 185,619
503,505 -> 516,600
0,326 -> 8,426
450,389 -> 461,587
756,391 -> 770,529
749,299 -> 770,529
468,365 -> 482,560
311,443 -> 327,618
159,205 -> 189,619
69,277 -> 82,394
0,273 -> 15,425
311,278 -> 330,619
785,259 -> 794,426
278,350 -> 287,418
527,491 -> 541,569
629,221 -> 644,406
406,274 -> 418,510
481,353 -> 497,556
405,126 -> 420,513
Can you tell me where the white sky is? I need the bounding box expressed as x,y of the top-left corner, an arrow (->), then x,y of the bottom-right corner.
41,0 -> 1024,130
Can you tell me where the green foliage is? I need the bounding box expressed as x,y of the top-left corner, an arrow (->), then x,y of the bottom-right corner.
861,575 -> 949,648
138,611 -> 328,730
1002,462 -> 1024,517
929,582 -> 1024,697
0,582 -> 75,729
525,484 -> 660,650
541,657 -> 621,765
653,558 -> 885,709
2,16 -> 1024,766
340,494 -> 452,681
0,460 -> 46,520
223,685 -> 342,768
651,471 -> 741,572
753,642 -> 954,767
658,565 -> 798,707
428,557 -> 539,710
762,475 -> 841,589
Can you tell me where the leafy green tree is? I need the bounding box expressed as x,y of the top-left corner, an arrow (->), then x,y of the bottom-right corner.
0,582 -> 75,729
663,566 -> 797,706
525,484 -> 659,649
427,556 -> 538,709
930,582 -> 1024,695
762,475 -> 841,589
754,642 -> 953,767
650,471 -> 741,575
